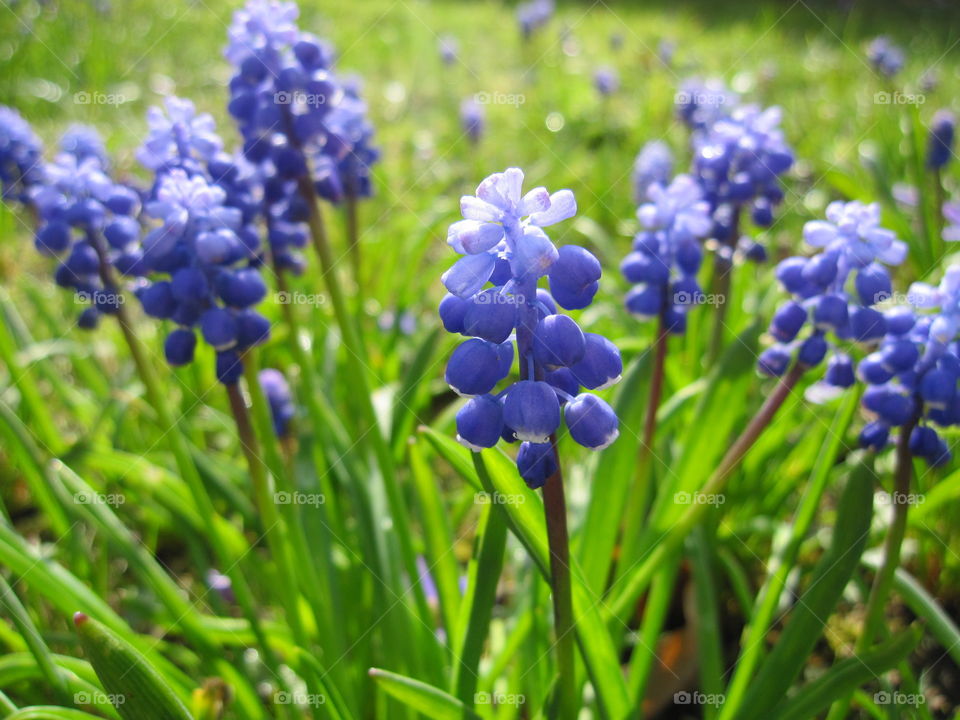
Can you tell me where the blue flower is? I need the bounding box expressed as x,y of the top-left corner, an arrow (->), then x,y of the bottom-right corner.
632,140 -> 673,204
927,110 -> 955,171
622,174 -> 712,334
760,200 -> 907,378
59,125 -> 109,167
438,34 -> 459,65
259,368 -> 296,436
944,202 -> 960,243
225,0 -> 360,201
675,78 -> 738,132
594,67 -> 619,96
0,106 -> 44,203
460,98 -> 485,145
516,0 -> 554,38
442,168 -> 620,487
867,36 -> 905,78
29,128 -> 142,329
138,97 -> 223,174
693,104 -> 794,243
136,169 -> 269,381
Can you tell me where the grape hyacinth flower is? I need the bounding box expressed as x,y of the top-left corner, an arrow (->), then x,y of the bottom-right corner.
594,67 -> 619,97
693,104 -> 794,248
759,200 -> 908,379
259,368 -> 296,436
460,97 -> 485,145
853,265 -> 960,466
622,174 -> 712,334
136,169 -> 269,383
30,129 -> 143,329
438,34 -> 458,66
517,0 -> 554,39
0,106 -> 44,203
867,36 -> 905,78
675,78 -> 738,133
927,110 -> 955,171
59,125 -> 109,168
332,78 -> 380,202
441,168 -> 621,488
632,140 -> 673,205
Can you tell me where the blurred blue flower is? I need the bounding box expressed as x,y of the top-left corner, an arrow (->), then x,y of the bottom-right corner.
943,202 -> 960,243
442,168 -> 620,488
517,0 -> 554,39
438,34 -> 458,65
594,67 -> 619,96
632,140 -> 673,204
260,368 -> 296,436
622,174 -> 712,334
59,125 -> 109,167
460,97 -> 485,144
867,36 -> 905,78
927,110 -> 955,171
0,106 -> 44,203
30,127 -> 142,329
675,78 -> 738,133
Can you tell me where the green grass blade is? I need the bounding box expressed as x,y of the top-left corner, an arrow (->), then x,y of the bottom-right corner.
369,668 -> 482,720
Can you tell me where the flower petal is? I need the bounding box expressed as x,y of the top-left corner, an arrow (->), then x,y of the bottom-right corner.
461,195 -> 502,222
441,252 -> 496,297
530,189 -> 577,226
448,220 -> 504,254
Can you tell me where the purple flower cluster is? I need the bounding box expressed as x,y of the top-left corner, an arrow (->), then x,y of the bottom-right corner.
440,168 -> 621,488
621,175 -> 712,334
0,106 -> 44,203
760,201 -> 907,378
693,104 -> 794,249
460,98 -> 485,145
136,168 -> 269,383
225,0 -> 377,207
855,266 -> 960,465
31,127 -> 143,329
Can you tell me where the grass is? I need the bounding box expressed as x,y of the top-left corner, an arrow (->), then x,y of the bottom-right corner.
1,0 -> 960,718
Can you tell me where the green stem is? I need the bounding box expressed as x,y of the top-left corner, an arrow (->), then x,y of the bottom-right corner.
542,438 -> 577,719
859,415 -> 918,649
346,194 -> 360,290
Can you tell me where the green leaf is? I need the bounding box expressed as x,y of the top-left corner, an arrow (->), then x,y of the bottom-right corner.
74,613 -> 194,720
451,461 -> 507,707
736,459 -> 875,720
771,627 -> 923,720
369,668 -> 482,720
